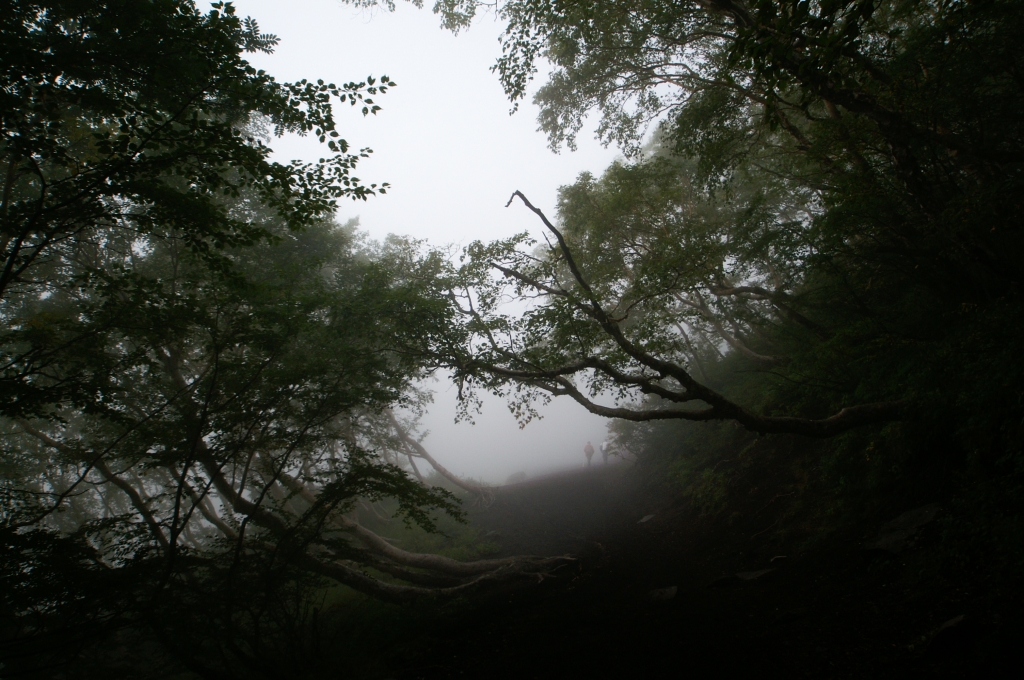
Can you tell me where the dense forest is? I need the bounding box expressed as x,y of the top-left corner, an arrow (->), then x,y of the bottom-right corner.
2,0 -> 1022,677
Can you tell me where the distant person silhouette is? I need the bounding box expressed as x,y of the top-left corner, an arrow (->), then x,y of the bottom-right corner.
584,441 -> 595,467
601,442 -> 610,465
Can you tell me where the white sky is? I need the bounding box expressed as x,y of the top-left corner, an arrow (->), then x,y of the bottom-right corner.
231,0 -> 621,483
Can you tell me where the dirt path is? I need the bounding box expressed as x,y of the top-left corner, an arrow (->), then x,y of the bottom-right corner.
389,464 -> 1020,679
470,464 -> 641,557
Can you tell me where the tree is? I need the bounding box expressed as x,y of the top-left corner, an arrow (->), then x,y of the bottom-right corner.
438,186 -> 902,437
1,201 -> 570,676
491,0 -> 1024,339
1,0 -> 393,420
0,3 -> 569,675
367,0 -> 1022,448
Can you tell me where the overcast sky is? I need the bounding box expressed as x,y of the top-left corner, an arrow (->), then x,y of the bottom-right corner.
231,0 -> 622,483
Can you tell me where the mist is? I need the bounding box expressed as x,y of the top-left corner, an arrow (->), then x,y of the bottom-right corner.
229,0 -> 623,484
405,373 -> 612,485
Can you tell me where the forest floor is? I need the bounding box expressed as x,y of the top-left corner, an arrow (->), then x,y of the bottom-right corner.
377,461 -> 1022,680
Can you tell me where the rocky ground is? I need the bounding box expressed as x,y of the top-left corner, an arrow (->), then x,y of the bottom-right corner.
384,462 -> 1022,679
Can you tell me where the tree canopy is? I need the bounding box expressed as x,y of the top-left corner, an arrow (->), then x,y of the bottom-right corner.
1,0 -> 398,418
404,0 -> 1024,454
0,3 -> 565,676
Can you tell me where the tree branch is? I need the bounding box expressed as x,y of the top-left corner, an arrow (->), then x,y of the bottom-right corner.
15,420 -> 170,550
474,192 -> 909,437
384,408 -> 493,501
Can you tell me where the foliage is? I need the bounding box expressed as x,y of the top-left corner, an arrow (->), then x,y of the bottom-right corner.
0,3 -> 484,676
421,0 -> 1024,459
0,199 -> 464,674
1,0 -> 397,421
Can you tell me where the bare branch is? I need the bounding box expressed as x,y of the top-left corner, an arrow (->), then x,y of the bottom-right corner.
384,408 -> 493,503
15,420 -> 170,550
461,192 -> 909,437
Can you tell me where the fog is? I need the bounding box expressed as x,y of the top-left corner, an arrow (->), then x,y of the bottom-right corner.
399,374 -> 611,485
231,0 -> 621,483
